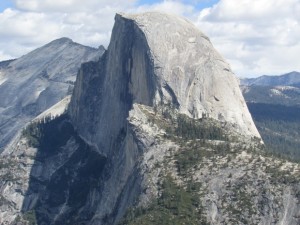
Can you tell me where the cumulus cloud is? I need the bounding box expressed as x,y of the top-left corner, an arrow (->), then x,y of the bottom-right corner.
0,0 -> 196,61
0,0 -> 136,60
0,0 -> 300,77
134,0 -> 195,16
196,0 -> 300,76
0,8 -> 63,58
13,0 -> 136,12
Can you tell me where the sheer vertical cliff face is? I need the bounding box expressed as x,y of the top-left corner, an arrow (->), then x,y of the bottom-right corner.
69,14 -> 158,157
0,12 -> 269,225
66,12 -> 261,223
67,16 -> 158,223
69,12 -> 260,157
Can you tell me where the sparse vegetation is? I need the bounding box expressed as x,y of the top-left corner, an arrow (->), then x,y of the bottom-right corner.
133,104 -> 300,224
174,114 -> 227,141
247,102 -> 300,161
18,113 -> 108,225
23,210 -> 37,225
142,106 -> 229,142
22,114 -> 75,157
4,102 -> 299,225
119,175 -> 207,225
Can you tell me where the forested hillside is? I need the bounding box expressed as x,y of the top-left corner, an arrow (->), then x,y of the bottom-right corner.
247,102 -> 300,161
241,77 -> 300,161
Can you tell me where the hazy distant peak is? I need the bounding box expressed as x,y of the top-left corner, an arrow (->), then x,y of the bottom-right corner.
98,45 -> 105,51
241,71 -> 300,86
0,37 -> 104,150
49,37 -> 73,45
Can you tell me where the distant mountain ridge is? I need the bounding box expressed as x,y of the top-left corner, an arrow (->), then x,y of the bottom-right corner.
241,71 -> 300,106
0,38 -> 104,150
240,71 -> 300,162
1,12 -> 300,225
241,85 -> 300,106
240,71 -> 300,87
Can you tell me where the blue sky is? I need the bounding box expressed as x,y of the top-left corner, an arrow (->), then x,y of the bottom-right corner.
0,0 -> 13,11
138,0 -> 219,10
0,0 -> 300,77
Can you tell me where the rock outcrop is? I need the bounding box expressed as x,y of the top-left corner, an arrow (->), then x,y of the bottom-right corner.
70,11 -> 261,223
0,38 -> 104,151
69,12 -> 260,153
65,12 -> 260,222
2,12 -> 299,225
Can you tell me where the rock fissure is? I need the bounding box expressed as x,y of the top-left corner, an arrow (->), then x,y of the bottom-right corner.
1,12 -> 299,225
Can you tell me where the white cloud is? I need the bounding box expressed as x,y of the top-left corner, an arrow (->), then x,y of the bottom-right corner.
196,0 -> 300,77
201,0 -> 298,22
134,0 -> 195,16
0,8 -> 64,58
0,0 -> 300,77
13,0 -> 136,12
0,50 -> 13,61
0,1 -> 136,60
0,0 -> 195,61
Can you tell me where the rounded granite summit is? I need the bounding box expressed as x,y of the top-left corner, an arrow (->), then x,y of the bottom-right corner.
69,12 -> 260,159
117,12 -> 260,138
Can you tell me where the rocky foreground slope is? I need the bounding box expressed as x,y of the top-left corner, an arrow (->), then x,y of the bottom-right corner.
0,12 -> 299,225
0,38 -> 104,151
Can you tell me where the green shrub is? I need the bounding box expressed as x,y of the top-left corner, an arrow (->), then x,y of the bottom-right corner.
23,210 -> 37,225
175,115 -> 227,141
119,175 -> 207,225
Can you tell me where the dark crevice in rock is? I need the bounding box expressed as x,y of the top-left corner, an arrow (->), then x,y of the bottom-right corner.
163,83 -> 180,108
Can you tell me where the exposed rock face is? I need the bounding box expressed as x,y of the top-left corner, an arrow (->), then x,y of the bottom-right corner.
4,12 -> 297,225
66,11 -> 260,223
118,13 -> 258,137
0,38 -> 104,151
69,12 -> 260,156
1,105 -> 300,225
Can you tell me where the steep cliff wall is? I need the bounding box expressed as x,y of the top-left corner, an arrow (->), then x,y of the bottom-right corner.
69,14 -> 157,157
2,12 -> 286,225
69,12 -> 260,157
65,11 -> 262,224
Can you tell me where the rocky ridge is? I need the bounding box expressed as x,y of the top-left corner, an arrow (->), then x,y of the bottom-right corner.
241,85 -> 300,106
69,12 -> 260,148
1,103 -> 299,224
0,12 -> 299,225
120,104 -> 300,225
0,38 -> 104,151
241,73 -> 300,162
240,71 -> 300,87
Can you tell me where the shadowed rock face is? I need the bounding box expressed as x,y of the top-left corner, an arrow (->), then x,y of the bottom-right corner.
0,12 -> 266,225
69,12 -> 260,157
65,11 -> 261,223
0,38 -> 104,151
69,13 -> 157,157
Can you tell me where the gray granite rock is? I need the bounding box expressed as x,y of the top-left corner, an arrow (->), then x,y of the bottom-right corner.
69,12 -> 260,158
0,38 -> 104,151
4,12 -> 297,225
